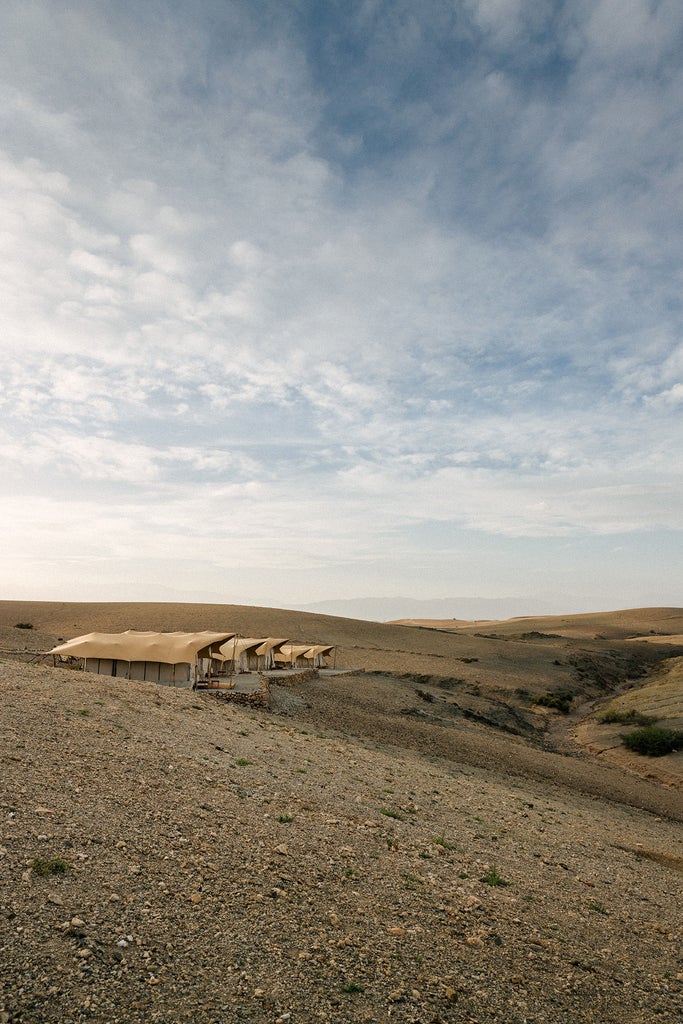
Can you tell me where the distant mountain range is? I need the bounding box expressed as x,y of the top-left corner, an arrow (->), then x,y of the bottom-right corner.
297,596 -> 570,623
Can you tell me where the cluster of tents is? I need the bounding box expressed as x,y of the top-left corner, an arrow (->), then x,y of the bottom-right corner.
48,630 -> 336,688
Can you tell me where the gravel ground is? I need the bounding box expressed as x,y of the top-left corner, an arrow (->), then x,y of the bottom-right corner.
1,660 -> 682,1024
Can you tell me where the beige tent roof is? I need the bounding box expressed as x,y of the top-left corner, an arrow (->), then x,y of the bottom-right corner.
274,643 -> 311,659
215,637 -> 289,662
49,630 -> 235,665
305,645 -> 335,657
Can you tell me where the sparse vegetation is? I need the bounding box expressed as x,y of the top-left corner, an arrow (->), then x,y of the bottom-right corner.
480,865 -> 510,887
598,707 -> 658,726
531,690 -> 574,714
588,901 -> 608,915
235,758 -> 253,766
432,831 -> 454,850
277,814 -> 294,823
381,807 -> 404,820
341,981 -> 365,993
620,727 -> 683,757
14,622 -> 33,629
31,856 -> 68,876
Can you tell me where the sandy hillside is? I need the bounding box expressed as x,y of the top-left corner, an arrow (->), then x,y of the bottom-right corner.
1,656 -> 682,1024
2,601 -> 683,797
3,602 -> 683,697
392,607 -> 683,640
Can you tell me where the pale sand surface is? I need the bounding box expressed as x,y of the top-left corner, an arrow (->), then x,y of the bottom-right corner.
393,607 -> 683,640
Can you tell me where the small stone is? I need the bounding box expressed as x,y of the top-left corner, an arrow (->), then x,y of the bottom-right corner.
70,917 -> 85,927
47,893 -> 64,906
388,927 -> 405,936
253,988 -> 265,998
77,948 -> 92,959
274,844 -> 289,856
190,892 -> 202,904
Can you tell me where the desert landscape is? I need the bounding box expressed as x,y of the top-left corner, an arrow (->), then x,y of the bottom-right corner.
1,601 -> 682,1023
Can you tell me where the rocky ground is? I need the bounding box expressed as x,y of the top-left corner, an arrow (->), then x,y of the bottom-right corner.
1,658 -> 682,1024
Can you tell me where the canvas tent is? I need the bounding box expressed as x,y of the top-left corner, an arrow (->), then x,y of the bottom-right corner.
273,643 -> 335,669
214,637 -> 289,674
49,630 -> 235,688
304,644 -> 335,668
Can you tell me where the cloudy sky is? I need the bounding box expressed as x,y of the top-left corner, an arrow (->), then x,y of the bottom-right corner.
1,0 -> 682,618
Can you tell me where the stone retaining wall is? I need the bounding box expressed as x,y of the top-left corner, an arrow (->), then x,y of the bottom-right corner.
209,675 -> 271,708
271,668 -> 319,688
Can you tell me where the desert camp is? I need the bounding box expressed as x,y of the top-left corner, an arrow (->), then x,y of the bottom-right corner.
47,628 -> 337,689
1,601 -> 683,1024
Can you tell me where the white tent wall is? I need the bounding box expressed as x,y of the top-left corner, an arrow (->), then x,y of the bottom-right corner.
83,657 -> 192,686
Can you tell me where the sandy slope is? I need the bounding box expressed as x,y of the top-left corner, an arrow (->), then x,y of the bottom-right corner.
392,607 -> 683,640
2,601 -> 683,797
1,659 -> 682,1024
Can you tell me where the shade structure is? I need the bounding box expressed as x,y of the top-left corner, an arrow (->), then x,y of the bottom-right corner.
50,630 -> 234,664
273,643 -> 335,668
49,630 -> 236,687
215,637 -> 289,672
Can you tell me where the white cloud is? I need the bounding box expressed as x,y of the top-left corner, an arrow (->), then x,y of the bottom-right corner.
0,1 -> 681,607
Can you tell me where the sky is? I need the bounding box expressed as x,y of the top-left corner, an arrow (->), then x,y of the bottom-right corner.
1,0 -> 682,619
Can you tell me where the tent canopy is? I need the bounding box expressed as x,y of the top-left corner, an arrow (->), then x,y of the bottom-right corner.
215,637 -> 288,662
49,630 -> 235,666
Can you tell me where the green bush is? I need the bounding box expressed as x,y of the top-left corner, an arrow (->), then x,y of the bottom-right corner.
31,856 -> 68,876
480,864 -> 510,887
598,707 -> 657,726
620,726 -> 683,757
531,690 -> 573,714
